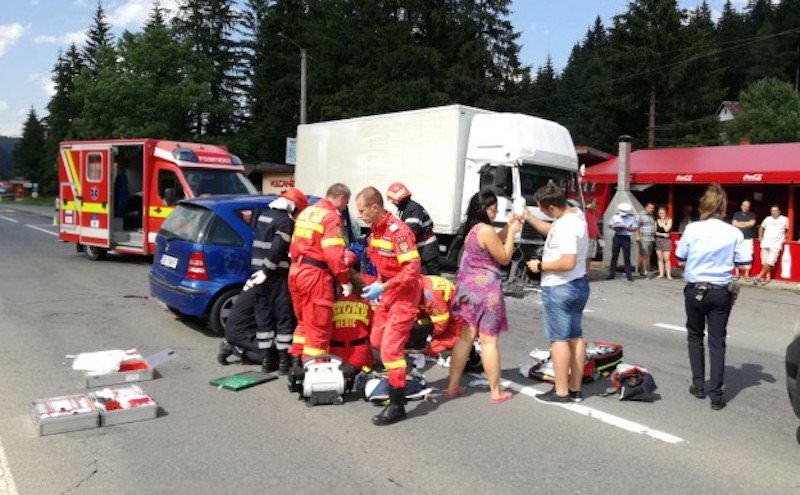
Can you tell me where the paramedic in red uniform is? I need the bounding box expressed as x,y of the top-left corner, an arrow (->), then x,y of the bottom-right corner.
330,267 -> 374,386
421,275 -> 462,357
356,187 -> 422,426
288,184 -> 352,370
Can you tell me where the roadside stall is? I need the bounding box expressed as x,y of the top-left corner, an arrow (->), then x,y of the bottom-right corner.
585,142 -> 800,282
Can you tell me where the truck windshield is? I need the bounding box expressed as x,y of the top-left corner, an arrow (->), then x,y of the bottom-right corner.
519,167 -> 582,206
183,170 -> 258,197
159,204 -> 213,242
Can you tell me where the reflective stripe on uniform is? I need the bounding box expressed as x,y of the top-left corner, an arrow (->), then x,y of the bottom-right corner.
303,346 -> 327,357
295,220 -> 324,234
253,240 -> 272,249
257,341 -> 272,349
397,249 -> 420,263
276,231 -> 291,242
293,335 -> 306,344
405,218 -> 420,224
417,236 -> 437,247
258,215 -> 274,223
256,331 -> 275,340
321,237 -> 345,248
276,334 -> 293,343
371,238 -> 393,250
383,358 -> 407,370
276,342 -> 292,351
430,312 -> 450,323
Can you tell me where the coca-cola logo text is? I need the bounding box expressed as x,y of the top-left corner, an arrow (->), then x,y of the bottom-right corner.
675,174 -> 693,182
742,173 -> 763,182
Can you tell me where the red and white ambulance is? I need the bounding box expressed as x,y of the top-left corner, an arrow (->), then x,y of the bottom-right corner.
58,139 -> 257,260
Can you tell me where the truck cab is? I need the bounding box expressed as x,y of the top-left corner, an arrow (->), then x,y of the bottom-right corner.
58,139 -> 257,260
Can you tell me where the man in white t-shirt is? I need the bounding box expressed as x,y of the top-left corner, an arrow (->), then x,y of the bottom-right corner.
523,182 -> 590,404
756,205 -> 788,285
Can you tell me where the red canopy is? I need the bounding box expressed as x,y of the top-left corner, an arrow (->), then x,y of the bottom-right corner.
585,142 -> 800,185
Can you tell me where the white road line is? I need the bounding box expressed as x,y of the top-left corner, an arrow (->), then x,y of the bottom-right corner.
0,215 -> 19,223
25,224 -> 58,237
0,436 -> 19,495
469,373 -> 685,445
653,323 -> 687,333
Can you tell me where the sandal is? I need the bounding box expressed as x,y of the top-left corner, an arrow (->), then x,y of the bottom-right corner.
443,386 -> 465,399
490,391 -> 513,404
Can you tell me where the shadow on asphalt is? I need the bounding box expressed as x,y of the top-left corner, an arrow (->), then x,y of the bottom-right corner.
722,363 -> 776,402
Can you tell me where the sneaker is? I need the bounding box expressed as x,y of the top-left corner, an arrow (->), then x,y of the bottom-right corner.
689,384 -> 706,399
568,389 -> 584,402
710,396 -> 726,411
535,388 -> 571,404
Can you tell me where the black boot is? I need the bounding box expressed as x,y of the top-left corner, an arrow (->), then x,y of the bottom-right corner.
217,340 -> 235,365
262,347 -> 278,373
278,350 -> 292,375
372,386 -> 407,426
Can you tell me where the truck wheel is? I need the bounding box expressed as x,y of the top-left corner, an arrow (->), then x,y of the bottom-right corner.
208,288 -> 240,337
84,245 -> 107,261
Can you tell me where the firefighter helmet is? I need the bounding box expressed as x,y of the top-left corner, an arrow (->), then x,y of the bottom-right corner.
281,188 -> 308,214
386,182 -> 411,205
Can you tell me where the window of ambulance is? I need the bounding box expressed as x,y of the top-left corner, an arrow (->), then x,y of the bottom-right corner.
159,204 -> 212,242
158,170 -> 186,203
183,170 -> 257,197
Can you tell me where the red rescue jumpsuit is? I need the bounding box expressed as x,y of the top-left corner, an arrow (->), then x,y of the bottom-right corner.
367,211 -> 422,388
330,295 -> 373,370
421,275 -> 463,356
288,198 -> 350,360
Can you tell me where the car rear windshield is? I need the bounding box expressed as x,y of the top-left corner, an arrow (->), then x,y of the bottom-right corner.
159,204 -> 213,242
183,170 -> 258,196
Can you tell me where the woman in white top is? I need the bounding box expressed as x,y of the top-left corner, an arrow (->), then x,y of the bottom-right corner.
523,182 -> 590,403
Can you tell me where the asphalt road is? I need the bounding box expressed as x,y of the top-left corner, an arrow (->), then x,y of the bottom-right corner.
1,204 -> 799,494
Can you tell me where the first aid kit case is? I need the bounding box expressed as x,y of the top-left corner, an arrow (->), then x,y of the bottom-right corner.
85,357 -> 154,388
31,394 -> 99,436
89,384 -> 158,426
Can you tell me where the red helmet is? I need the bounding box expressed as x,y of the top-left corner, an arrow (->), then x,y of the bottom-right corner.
386,182 -> 411,205
281,187 -> 308,214
343,249 -> 358,268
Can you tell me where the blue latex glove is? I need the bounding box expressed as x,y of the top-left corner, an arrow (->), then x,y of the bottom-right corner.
361,282 -> 384,301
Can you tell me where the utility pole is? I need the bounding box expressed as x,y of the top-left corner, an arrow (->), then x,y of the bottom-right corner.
278,32 -> 307,124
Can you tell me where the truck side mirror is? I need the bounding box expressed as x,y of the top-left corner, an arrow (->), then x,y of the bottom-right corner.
164,187 -> 177,206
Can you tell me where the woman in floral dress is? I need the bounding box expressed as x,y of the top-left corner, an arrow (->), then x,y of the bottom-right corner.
445,189 -> 521,403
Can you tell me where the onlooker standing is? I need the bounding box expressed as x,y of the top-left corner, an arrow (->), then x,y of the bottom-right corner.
675,184 -> 751,411
445,189 -> 521,404
584,199 -> 600,274
525,182 -> 590,403
654,206 -> 673,280
607,203 -> 638,281
756,205 -> 788,285
636,202 -> 656,278
731,200 -> 756,280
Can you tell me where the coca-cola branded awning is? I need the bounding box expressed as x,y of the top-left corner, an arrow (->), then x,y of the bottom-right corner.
585,142 -> 800,185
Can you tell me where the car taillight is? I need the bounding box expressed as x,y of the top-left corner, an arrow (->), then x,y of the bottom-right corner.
187,251 -> 209,280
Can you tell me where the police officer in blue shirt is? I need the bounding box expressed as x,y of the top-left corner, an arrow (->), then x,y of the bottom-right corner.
675,184 -> 751,411
607,202 -> 638,281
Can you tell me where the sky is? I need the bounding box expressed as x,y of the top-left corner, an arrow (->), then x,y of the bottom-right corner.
0,0 -> 751,137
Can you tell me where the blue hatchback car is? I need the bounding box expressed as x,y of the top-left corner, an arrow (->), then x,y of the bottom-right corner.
148,194 -> 277,335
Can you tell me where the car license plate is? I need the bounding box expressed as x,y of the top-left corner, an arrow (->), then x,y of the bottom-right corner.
159,254 -> 178,269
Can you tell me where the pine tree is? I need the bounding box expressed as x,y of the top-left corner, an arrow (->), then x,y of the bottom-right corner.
745,0 -> 786,84
83,1 -> 113,69
174,0 -> 244,138
609,0 -> 685,148
13,109 -> 47,183
716,0 -> 751,100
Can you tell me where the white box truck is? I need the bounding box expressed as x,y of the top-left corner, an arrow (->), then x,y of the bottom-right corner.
295,104 -> 581,264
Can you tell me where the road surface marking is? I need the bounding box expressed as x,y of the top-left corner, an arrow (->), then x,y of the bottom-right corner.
25,224 -> 57,237
469,373 -> 685,445
0,215 -> 19,223
653,323 -> 687,333
0,436 -> 19,495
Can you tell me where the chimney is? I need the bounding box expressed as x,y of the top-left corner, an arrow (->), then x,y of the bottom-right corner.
617,135 -> 632,192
